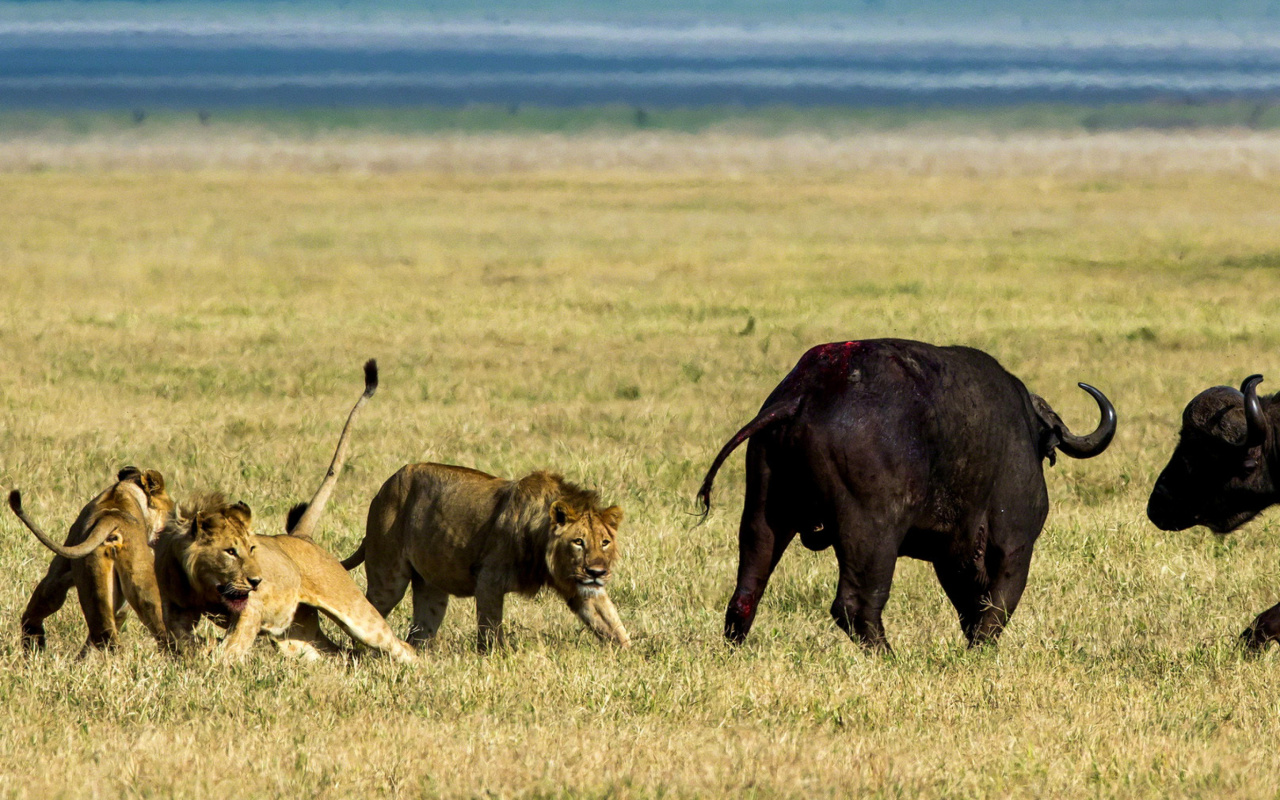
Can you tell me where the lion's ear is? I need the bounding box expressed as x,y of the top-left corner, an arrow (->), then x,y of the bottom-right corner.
117,466 -> 143,485
550,500 -> 578,527
140,470 -> 166,496
225,502 -> 252,528
599,506 -> 623,529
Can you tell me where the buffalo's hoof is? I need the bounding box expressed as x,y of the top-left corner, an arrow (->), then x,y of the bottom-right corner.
724,593 -> 757,646
20,625 -> 46,653
1242,607 -> 1280,650
723,621 -> 750,646
1242,625 -> 1277,650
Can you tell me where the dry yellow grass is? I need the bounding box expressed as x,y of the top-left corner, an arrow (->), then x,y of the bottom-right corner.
1,131 -> 1280,797
6,128 -> 1280,176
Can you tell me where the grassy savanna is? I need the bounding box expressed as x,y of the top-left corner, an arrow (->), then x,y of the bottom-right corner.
2,129 -> 1280,797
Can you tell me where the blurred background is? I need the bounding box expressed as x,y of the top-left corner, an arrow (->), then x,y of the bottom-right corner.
4,0 -> 1280,131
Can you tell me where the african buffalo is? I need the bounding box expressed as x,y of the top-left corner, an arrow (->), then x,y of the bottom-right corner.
1147,374 -> 1280,647
697,339 -> 1116,650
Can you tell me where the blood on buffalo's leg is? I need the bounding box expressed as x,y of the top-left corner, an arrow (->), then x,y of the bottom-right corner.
724,443 -> 796,644
969,544 -> 1033,645
1242,601 -> 1280,648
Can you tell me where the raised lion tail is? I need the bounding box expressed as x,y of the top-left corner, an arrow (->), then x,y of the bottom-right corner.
695,397 -> 802,520
9,489 -> 118,559
288,358 -> 378,541
339,542 -> 365,571
285,502 -> 308,534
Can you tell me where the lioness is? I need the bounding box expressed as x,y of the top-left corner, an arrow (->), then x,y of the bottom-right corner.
341,464 -> 631,651
10,467 -> 174,654
153,360 -> 415,663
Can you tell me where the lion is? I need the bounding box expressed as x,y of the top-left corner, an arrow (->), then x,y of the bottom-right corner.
152,360 -> 415,663
340,464 -> 631,652
10,466 -> 174,654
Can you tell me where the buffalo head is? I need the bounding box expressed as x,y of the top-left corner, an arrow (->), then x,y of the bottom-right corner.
1148,375 -> 1276,534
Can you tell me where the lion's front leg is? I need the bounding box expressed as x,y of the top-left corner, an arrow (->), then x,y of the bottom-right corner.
162,602 -> 205,656
568,589 -> 631,647
474,574 -> 507,653
218,600 -> 264,661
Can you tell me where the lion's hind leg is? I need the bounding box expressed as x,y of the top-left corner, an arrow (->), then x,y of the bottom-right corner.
274,605 -> 348,661
20,556 -> 74,651
73,551 -> 121,655
363,551 -> 413,619
117,541 -> 168,646
310,578 -> 416,663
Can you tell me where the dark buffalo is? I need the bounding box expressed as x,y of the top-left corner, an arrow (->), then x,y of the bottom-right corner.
697,339 -> 1116,650
1146,374 -> 1280,647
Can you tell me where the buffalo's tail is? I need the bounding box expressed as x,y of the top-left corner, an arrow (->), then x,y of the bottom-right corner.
340,542 -> 365,571
696,397 -> 802,518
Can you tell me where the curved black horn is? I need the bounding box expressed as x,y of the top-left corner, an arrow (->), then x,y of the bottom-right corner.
1242,374 -> 1268,449
1056,383 -> 1117,459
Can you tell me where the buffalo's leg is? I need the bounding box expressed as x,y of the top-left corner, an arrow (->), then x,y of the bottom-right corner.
20,556 -> 74,651
829,523 -> 900,652
932,563 -> 984,644
724,444 -> 795,644
725,514 -> 794,644
1242,602 -> 1280,648
969,544 -> 1033,646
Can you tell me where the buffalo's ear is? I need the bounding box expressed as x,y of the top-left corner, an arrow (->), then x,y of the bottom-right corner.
140,470 -> 166,496
225,502 -> 252,528
1028,394 -> 1062,466
550,500 -> 578,527
117,466 -> 143,485
599,506 -> 623,529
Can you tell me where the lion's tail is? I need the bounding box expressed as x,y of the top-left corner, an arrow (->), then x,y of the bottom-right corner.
284,502 -> 308,534
292,499 -> 365,569
288,359 -> 378,540
696,397 -> 802,519
9,490 -> 115,559
339,542 -> 365,571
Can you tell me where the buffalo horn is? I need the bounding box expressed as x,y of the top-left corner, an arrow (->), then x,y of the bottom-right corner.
1242,374 -> 1268,449
1056,383 -> 1117,459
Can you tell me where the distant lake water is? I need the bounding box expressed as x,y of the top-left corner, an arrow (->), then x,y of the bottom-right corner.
4,20 -> 1280,108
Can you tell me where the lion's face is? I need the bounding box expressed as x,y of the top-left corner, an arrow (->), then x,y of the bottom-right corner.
182,501 -> 263,614
546,500 -> 621,599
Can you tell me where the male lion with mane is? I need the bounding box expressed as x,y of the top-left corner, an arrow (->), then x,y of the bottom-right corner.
153,360 -> 415,663
10,467 -> 174,654
341,463 -> 631,651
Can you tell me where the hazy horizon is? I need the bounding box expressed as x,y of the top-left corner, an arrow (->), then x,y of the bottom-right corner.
5,1 -> 1280,109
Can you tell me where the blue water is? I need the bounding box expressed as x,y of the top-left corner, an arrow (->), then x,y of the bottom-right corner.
4,20 -> 1280,108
